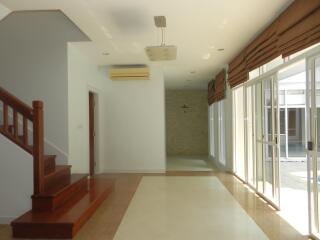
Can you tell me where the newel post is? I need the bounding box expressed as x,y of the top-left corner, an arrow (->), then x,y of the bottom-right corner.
33,101 -> 44,195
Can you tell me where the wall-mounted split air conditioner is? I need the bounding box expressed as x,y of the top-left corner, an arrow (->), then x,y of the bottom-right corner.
109,65 -> 150,80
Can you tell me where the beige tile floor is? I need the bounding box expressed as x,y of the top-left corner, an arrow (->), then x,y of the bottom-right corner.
114,176 -> 268,240
0,171 -> 310,240
166,155 -> 213,171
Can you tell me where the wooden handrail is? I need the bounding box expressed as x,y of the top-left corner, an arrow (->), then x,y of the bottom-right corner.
0,87 -> 45,195
0,87 -> 33,120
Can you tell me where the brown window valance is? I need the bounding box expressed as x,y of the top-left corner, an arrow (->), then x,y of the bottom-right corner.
227,0 -> 320,89
208,80 -> 215,105
214,69 -> 226,102
278,5 -> 320,57
246,21 -> 280,71
208,69 -> 226,105
228,52 -> 247,88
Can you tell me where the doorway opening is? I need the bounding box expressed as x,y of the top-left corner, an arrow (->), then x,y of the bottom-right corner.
89,91 -> 97,176
165,90 -> 213,172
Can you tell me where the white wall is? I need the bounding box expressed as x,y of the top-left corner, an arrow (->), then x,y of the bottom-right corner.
68,43 -> 106,174
68,44 -> 166,173
0,11 -> 89,163
0,135 -> 33,224
103,66 -> 166,173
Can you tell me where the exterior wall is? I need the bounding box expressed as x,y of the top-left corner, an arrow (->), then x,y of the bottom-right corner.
166,90 -> 208,156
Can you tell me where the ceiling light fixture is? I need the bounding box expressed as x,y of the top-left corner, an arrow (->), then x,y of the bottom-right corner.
218,48 -> 225,52
145,16 -> 177,61
202,53 -> 211,60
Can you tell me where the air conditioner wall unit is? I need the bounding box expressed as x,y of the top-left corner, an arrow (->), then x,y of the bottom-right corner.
109,66 -> 150,80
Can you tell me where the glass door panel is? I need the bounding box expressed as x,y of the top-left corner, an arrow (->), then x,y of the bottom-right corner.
263,79 -> 274,200
308,55 -> 320,238
233,86 -> 246,180
255,82 -> 264,192
246,85 -> 255,186
316,58 -> 320,234
253,75 -> 280,206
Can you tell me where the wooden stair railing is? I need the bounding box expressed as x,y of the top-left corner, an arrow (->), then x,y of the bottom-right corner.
1,86 -> 114,239
0,87 -> 44,194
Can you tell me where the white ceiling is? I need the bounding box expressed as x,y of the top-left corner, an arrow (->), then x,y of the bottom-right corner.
0,0 -> 293,90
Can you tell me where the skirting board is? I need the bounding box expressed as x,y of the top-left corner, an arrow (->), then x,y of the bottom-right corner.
102,169 -> 166,174
208,156 -> 229,172
0,216 -> 15,224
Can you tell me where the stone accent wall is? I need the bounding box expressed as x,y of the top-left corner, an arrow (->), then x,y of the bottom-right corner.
166,90 -> 208,155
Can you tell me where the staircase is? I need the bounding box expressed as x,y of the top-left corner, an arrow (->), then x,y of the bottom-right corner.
0,87 -> 114,239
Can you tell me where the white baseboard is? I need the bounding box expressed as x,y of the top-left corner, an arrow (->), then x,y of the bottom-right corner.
0,216 -> 15,224
102,169 -> 166,174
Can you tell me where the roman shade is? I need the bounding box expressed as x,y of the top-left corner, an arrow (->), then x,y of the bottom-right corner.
227,0 -> 320,89
246,21 -> 280,71
278,0 -> 320,57
228,51 -> 247,88
208,69 -> 226,105
214,69 -> 226,102
208,80 -> 215,105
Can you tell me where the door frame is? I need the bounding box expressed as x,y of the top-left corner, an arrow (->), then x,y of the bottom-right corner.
89,91 -> 96,176
232,44 -> 320,238
244,73 -> 280,207
307,53 -> 320,239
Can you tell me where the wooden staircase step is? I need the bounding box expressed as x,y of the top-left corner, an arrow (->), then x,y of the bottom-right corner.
44,155 -> 56,175
44,165 -> 71,192
32,174 -> 88,211
12,177 -> 114,239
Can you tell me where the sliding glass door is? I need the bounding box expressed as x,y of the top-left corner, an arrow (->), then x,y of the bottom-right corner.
244,74 -> 280,206
246,85 -> 255,187
308,55 -> 320,238
233,86 -> 246,180
232,46 -> 320,237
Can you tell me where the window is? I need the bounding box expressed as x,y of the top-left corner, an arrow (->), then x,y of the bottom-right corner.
209,105 -> 215,158
233,86 -> 245,178
218,101 -> 226,165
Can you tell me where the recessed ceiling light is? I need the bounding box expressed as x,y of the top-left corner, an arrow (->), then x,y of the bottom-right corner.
202,53 -> 211,60
102,52 -> 110,56
218,48 -> 225,52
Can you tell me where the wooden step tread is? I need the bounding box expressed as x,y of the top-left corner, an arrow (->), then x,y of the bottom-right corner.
32,174 -> 89,211
38,174 -> 88,197
12,177 -> 114,239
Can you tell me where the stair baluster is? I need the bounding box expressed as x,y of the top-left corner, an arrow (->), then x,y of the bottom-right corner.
0,87 -> 44,195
